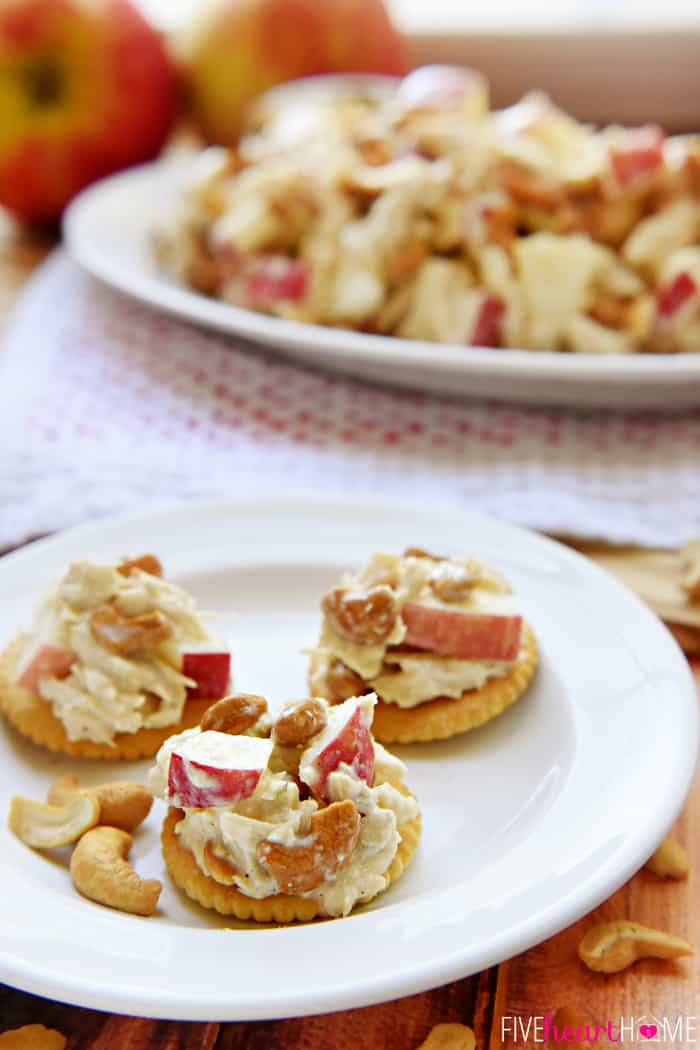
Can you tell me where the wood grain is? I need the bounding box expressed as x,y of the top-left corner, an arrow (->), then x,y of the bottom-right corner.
215,973 -> 496,1050
0,985 -> 218,1048
0,977 -> 495,1047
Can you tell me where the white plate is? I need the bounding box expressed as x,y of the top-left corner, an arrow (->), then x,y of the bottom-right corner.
0,497 -> 697,1020
64,160 -> 700,411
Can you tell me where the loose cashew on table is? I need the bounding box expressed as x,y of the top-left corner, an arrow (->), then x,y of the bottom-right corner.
578,920 -> 693,973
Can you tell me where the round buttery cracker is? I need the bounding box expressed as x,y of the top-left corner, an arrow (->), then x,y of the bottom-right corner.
161,792 -> 421,923
0,636 -> 213,760
310,622 -> 538,744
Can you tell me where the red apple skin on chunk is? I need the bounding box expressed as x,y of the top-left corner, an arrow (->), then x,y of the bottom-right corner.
243,256 -> 309,309
471,294 -> 504,348
396,64 -> 486,113
168,752 -> 261,808
300,698 -> 375,804
167,731 -> 272,809
609,126 -> 664,188
182,652 -> 230,700
401,603 -> 522,661
657,271 -> 696,317
16,643 -> 74,693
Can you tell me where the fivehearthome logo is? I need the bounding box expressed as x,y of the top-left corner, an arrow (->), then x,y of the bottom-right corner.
500,1012 -> 699,1044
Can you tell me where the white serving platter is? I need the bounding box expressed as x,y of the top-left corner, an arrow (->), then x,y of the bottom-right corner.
64,160 -> 700,411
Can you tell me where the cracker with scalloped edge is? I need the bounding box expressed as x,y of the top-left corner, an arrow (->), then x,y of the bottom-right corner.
161,788 -> 421,923
0,636 -> 213,760
310,622 -> 538,744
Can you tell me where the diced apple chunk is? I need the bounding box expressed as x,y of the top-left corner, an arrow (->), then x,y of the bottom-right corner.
167,731 -> 273,809
657,271 -> 697,317
609,126 -> 664,187
397,258 -> 476,343
471,294 -> 504,347
182,652 -> 231,700
243,256 -> 309,308
396,65 -> 488,118
515,233 -> 611,348
299,696 -> 375,803
401,603 -> 522,661
623,199 -> 700,277
17,644 -> 74,694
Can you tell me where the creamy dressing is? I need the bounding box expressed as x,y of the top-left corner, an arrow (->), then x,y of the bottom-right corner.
15,560 -> 223,744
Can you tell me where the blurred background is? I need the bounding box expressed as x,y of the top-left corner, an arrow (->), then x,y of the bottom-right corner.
2,0 -> 700,545
140,0 -> 700,31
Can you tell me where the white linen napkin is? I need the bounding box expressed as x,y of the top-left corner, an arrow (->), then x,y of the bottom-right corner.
1,251 -> 699,548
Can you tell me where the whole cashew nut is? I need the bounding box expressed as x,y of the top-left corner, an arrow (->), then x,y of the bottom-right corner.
200,694 -> 268,735
70,826 -> 162,916
645,836 -> 689,879
273,698 -> 328,747
415,1024 -> 476,1050
48,774 -> 153,832
578,920 -> 693,973
9,793 -> 100,849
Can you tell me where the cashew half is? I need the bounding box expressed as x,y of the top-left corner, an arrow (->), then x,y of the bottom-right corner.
578,920 -> 693,973
203,841 -> 239,885
416,1024 -> 476,1050
258,799 -> 361,894
645,836 -> 689,879
70,826 -> 162,916
48,774 -> 153,832
9,793 -> 100,849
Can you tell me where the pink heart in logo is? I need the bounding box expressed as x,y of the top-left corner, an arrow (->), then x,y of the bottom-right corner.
639,1025 -> 658,1039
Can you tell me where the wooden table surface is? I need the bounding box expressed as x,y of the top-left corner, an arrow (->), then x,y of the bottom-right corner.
1,220 -> 698,1048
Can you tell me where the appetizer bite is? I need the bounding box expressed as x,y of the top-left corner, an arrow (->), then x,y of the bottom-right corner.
0,555 -> 231,759
157,65 -> 700,354
150,692 -> 421,921
309,549 -> 538,743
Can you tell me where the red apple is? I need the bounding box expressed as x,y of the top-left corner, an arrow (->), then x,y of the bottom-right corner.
182,652 -> 231,700
167,730 -> 273,808
177,0 -> 407,145
16,643 -> 74,693
609,126 -> 664,188
401,603 -> 522,661
299,696 -> 375,802
471,294 -> 504,347
657,271 -> 697,317
0,0 -> 176,224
